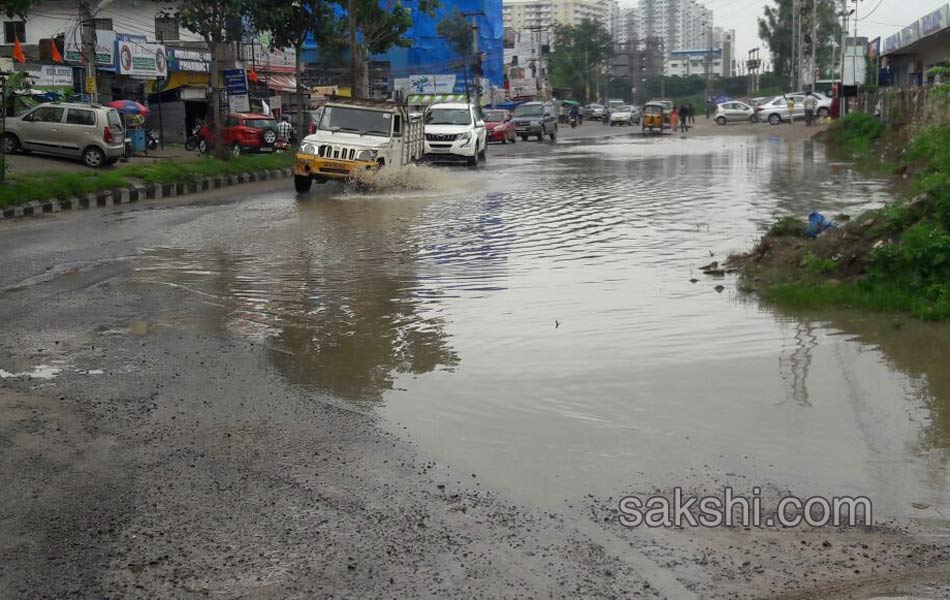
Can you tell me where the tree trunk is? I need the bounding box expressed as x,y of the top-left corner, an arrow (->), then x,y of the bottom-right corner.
209,42 -> 227,160
295,43 -> 306,141
348,0 -> 361,98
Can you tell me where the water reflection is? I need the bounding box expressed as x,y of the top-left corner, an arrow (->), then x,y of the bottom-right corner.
129,133 -> 947,517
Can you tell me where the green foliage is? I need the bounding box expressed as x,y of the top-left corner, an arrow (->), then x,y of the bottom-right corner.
767,215 -> 806,237
831,112 -> 885,156
0,154 -> 293,208
763,281 -> 950,320
803,253 -> 837,275
0,0 -> 34,19
758,0 -> 841,84
548,19 -> 614,102
436,9 -> 472,62
342,0 -> 439,96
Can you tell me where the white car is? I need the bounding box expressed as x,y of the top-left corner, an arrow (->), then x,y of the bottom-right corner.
713,101 -> 756,125
423,103 -> 487,166
755,93 -> 832,125
609,105 -> 641,126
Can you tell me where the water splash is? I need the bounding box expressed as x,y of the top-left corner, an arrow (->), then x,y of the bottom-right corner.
345,163 -> 484,197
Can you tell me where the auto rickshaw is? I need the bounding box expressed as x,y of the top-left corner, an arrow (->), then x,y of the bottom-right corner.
641,102 -> 667,132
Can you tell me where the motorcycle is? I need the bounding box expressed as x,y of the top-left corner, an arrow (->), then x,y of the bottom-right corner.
184,124 -> 202,152
569,114 -> 578,128
146,129 -> 160,151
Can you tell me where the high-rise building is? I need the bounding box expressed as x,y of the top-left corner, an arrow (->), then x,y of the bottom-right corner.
503,0 -> 621,39
634,0 -> 711,51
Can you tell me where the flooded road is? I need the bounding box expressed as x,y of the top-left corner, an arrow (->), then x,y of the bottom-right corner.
128,133 -> 950,519
3,127 -> 950,598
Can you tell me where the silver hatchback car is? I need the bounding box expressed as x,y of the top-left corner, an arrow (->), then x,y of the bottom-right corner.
3,102 -> 126,167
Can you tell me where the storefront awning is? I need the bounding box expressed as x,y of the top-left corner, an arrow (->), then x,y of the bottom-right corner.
264,73 -> 297,92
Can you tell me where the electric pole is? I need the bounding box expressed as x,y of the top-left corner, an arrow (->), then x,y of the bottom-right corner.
810,0 -> 818,91
791,0 -> 798,89
80,0 -> 98,102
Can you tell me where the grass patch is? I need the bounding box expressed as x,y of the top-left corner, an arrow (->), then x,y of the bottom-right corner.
825,112 -> 886,158
766,215 -> 806,237
0,153 -> 294,208
762,281 -> 950,321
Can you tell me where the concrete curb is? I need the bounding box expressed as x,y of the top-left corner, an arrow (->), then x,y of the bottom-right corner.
0,167 -> 293,221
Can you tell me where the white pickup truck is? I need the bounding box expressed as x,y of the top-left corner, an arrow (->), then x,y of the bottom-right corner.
294,98 -> 424,192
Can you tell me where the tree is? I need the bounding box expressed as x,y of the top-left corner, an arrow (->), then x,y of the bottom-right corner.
1,0 -> 34,19
436,9 -> 473,92
758,0 -> 841,85
247,0 -> 343,141
168,0 -> 246,159
548,19 -> 613,102
339,0 -> 439,97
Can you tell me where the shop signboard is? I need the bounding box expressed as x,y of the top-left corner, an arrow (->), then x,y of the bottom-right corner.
919,5 -> 949,37
224,68 -> 250,112
64,29 -> 115,67
25,64 -> 75,88
167,48 -> 211,73
116,38 -> 167,78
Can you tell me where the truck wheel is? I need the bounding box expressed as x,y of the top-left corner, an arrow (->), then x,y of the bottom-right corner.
294,175 -> 312,194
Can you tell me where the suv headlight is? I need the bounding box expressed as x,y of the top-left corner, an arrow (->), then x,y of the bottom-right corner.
355,149 -> 377,162
300,143 -> 318,155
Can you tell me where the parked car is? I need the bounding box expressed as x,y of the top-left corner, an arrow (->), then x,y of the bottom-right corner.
714,101 -> 756,125
198,113 -> 278,155
2,102 -> 126,167
483,109 -> 516,144
755,93 -> 832,125
423,102 -> 487,166
609,104 -> 640,126
583,103 -> 606,120
512,101 -> 558,141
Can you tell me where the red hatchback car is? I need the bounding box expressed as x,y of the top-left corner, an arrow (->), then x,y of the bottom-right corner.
483,109 -> 516,144
198,113 -> 278,156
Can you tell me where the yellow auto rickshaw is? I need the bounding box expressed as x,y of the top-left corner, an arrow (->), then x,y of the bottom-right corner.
641,102 -> 666,132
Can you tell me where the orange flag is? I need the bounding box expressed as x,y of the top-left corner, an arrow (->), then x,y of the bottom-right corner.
51,42 -> 64,63
247,67 -> 260,83
13,36 -> 26,63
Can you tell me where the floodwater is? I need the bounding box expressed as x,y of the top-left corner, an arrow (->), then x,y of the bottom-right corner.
133,133 -> 950,520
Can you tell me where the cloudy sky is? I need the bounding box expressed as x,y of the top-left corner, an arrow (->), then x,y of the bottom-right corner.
619,0 -> 944,65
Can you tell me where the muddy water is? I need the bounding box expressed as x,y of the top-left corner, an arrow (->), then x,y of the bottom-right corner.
133,134 -> 950,520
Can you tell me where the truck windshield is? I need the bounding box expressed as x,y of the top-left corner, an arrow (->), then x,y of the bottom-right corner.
425,108 -> 471,125
319,106 -> 392,137
514,104 -> 544,117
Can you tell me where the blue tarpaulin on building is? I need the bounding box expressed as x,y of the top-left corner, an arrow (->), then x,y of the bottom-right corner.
303,0 -> 503,92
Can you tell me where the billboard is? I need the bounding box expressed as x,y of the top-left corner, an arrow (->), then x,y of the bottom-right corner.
867,37 -> 881,61
65,29 -> 115,67
919,4 -> 949,36
900,22 -> 920,47
117,39 -> 168,78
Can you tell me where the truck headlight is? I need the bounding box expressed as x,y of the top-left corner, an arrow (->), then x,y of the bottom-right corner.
300,143 -> 318,155
355,149 -> 377,162
531,120 -> 540,126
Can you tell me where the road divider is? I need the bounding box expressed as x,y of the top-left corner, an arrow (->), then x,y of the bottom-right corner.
0,154 -> 295,220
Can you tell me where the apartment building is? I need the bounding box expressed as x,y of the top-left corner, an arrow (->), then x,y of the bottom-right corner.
503,0 -> 620,38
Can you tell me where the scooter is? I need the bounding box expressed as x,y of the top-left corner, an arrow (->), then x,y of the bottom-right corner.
146,129 -> 160,151
184,124 -> 202,152
569,114 -> 578,128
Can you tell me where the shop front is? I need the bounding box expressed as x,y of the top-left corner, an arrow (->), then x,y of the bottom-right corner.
146,47 -> 211,143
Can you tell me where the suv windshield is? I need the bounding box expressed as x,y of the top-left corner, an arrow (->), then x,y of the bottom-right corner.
425,108 -> 472,126
514,104 -> 544,117
319,106 -> 392,136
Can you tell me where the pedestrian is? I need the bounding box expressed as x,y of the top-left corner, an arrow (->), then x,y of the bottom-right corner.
671,107 -> 679,132
277,115 -> 295,142
803,93 -> 817,126
705,97 -> 712,119
678,104 -> 689,133
603,107 -> 610,126
787,95 -> 795,124
687,102 -> 695,124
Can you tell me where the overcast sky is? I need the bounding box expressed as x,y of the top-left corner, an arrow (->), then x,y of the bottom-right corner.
619,0 -> 945,65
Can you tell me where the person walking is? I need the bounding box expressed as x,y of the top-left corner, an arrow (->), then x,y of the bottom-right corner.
277,115 -> 295,143
671,107 -> 679,132
687,102 -> 695,125
705,97 -> 712,119
678,104 -> 689,133
803,94 -> 817,126
787,96 -> 796,124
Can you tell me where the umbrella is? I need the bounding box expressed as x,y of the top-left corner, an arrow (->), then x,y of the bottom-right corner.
107,100 -> 149,116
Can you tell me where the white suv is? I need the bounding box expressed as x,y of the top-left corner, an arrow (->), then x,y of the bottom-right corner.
423,103 -> 487,166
